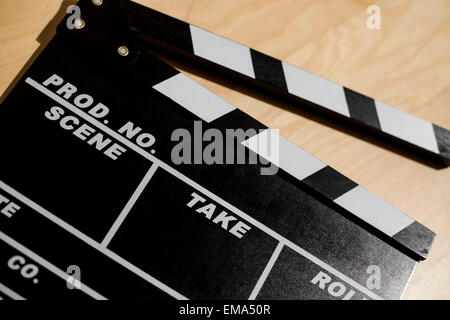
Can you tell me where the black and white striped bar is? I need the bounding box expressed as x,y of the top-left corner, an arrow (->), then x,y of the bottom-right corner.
152,69 -> 435,259
123,0 -> 450,164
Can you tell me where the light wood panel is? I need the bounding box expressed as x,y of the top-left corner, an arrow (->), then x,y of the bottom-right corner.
0,0 -> 448,299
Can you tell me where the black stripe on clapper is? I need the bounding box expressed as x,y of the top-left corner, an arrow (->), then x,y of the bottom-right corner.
433,124 -> 450,159
392,221 -> 435,257
343,87 -> 381,130
250,49 -> 288,91
301,166 -> 358,200
124,1 -> 194,54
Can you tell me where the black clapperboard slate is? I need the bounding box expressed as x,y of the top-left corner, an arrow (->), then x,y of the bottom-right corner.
0,0 -> 436,300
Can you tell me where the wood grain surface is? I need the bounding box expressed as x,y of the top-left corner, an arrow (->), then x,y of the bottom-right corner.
0,0 -> 448,299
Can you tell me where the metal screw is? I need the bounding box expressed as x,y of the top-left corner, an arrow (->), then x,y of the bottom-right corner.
117,46 -> 129,57
92,0 -> 103,6
73,18 -> 85,29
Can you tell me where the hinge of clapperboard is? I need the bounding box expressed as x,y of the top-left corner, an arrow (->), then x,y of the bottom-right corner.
55,0 -> 440,260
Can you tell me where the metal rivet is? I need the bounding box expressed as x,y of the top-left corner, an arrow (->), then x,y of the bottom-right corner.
92,0 -> 103,5
118,46 -> 129,57
73,18 -> 85,29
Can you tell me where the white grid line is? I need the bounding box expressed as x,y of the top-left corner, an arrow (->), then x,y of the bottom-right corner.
102,163 -> 159,247
0,180 -> 187,300
0,282 -> 26,300
249,242 -> 284,300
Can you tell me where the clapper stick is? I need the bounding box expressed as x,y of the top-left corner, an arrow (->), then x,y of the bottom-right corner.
122,0 -> 450,165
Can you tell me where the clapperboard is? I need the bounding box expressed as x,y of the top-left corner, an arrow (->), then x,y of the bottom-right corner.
0,0 -> 443,300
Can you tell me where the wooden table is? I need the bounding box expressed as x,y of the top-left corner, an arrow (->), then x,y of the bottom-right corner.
0,0 -> 448,299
